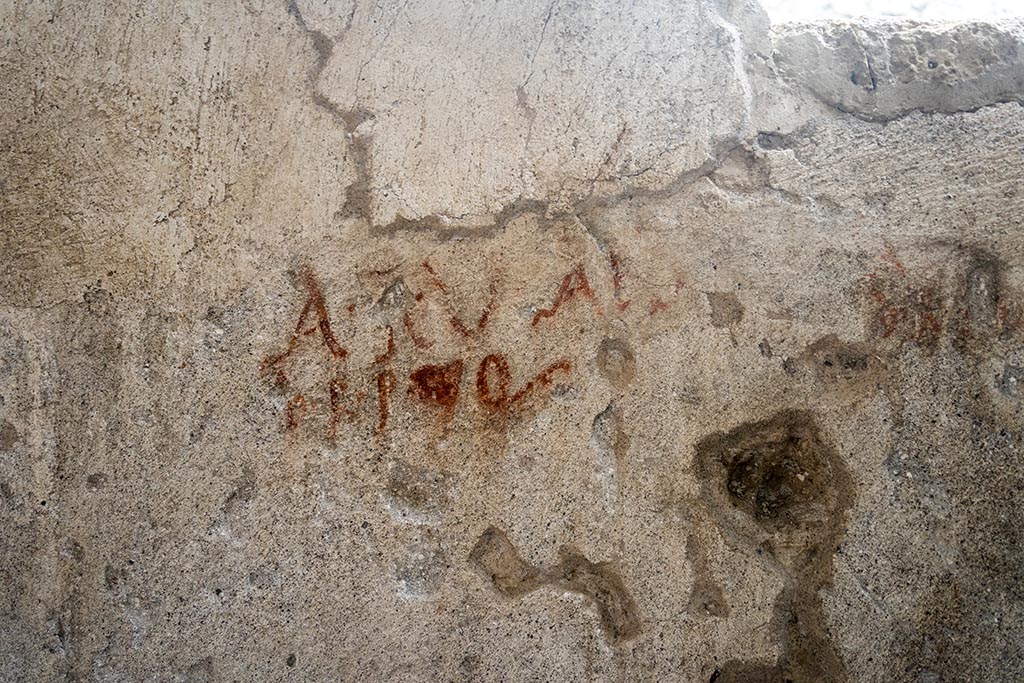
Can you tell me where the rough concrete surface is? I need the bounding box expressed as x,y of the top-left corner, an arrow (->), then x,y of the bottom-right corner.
1,0 -> 1023,681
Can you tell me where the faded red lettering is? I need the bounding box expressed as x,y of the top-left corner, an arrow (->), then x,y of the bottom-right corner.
532,266 -> 602,326
409,360 -> 464,410
285,393 -> 307,432
403,309 -> 434,350
422,261 -> 448,294
262,266 -> 347,376
377,372 -> 395,433
610,252 -> 626,294
880,238 -> 906,276
475,354 -> 572,410
476,354 -> 512,408
422,261 -> 499,341
328,376 -> 353,439
450,278 -> 498,339
609,251 -> 633,312
648,298 -> 669,316
511,359 -> 572,404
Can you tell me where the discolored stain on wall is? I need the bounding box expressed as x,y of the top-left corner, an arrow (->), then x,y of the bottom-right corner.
800,334 -> 873,383
0,420 -> 19,452
695,410 -> 855,682
555,546 -> 643,643
469,526 -> 544,597
685,533 -> 729,618
705,292 -> 745,328
469,526 -> 642,643
595,338 -> 636,391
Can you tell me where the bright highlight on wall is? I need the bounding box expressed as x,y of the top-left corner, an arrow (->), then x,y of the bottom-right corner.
761,0 -> 1024,22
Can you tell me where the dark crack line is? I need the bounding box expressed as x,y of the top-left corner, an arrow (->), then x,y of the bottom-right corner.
523,0 -> 557,91
371,137 -> 749,240
286,0 -> 376,222
286,0 -> 367,131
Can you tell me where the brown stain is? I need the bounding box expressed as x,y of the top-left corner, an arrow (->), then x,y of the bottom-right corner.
409,360 -> 464,411
468,526 -> 543,596
694,409 -> 854,683
261,265 -> 347,376
788,335 -> 881,406
556,546 -> 642,644
336,125 -> 374,220
372,198 -> 547,241
799,334 -> 874,383
686,533 -> 729,618
222,466 -> 256,518
596,337 -> 636,391
375,277 -> 408,311
706,291 -> 744,328
722,427 -> 825,528
468,526 -> 642,644
395,527 -> 448,597
0,420 -> 19,451
962,249 -> 1024,341
532,265 -> 602,326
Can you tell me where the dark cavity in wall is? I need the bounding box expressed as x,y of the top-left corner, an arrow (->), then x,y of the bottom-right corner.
694,409 -> 854,683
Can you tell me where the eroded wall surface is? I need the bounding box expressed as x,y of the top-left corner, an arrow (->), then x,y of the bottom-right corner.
1,1 -> 1023,681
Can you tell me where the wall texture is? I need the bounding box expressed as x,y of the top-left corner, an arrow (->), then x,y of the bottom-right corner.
1,1 -> 1023,681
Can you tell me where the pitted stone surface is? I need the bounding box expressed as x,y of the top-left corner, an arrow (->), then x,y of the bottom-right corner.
773,20 -> 1024,120
1,1 -> 1023,682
